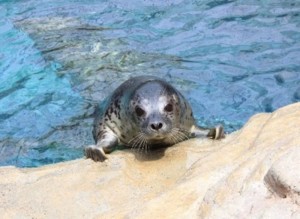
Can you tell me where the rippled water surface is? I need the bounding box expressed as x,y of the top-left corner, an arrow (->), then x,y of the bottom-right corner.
0,0 -> 299,167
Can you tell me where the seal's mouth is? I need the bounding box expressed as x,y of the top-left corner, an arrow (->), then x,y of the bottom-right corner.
153,135 -> 165,140
147,134 -> 166,141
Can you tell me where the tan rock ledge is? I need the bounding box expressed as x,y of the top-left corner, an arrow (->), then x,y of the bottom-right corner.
0,103 -> 300,219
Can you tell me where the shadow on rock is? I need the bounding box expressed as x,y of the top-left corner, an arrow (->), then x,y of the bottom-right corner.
122,146 -> 168,162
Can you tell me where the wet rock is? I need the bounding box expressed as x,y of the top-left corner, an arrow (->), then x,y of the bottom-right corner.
0,102 -> 299,218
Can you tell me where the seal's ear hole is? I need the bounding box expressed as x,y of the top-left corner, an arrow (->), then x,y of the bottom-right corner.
135,106 -> 145,117
164,103 -> 173,112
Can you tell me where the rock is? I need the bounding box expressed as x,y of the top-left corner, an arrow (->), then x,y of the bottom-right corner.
0,102 -> 300,218
264,146 -> 300,202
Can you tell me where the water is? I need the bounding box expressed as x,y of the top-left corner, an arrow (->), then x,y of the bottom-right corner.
0,0 -> 299,167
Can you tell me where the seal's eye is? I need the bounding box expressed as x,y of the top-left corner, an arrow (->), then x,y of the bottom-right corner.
164,103 -> 173,112
135,106 -> 145,117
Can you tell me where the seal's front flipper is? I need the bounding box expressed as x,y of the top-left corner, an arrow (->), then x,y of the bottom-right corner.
85,133 -> 118,162
85,146 -> 108,162
191,125 -> 225,140
207,125 -> 225,139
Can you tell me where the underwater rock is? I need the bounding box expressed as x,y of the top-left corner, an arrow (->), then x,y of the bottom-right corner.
294,87 -> 300,100
0,102 -> 299,218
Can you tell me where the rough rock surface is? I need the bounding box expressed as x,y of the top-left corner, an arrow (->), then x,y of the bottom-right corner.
0,103 -> 299,218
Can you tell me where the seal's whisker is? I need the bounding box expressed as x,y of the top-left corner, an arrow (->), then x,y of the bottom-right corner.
129,135 -> 139,149
177,131 -> 188,141
169,133 -> 179,145
141,134 -> 148,153
169,128 -> 182,144
169,129 -> 179,144
133,132 -> 147,153
130,132 -> 144,150
142,139 -> 147,152
178,127 -> 190,137
136,135 -> 145,152
181,130 -> 190,140
138,139 -> 145,153
176,128 -> 190,141
128,132 -> 142,145
170,128 -> 181,144
169,128 -> 189,144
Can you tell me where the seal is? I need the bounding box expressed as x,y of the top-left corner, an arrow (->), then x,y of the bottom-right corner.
85,75 -> 224,161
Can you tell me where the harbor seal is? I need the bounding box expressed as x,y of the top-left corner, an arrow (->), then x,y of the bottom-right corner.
85,75 -> 224,161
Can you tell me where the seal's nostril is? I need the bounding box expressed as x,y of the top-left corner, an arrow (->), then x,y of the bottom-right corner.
151,123 -> 163,130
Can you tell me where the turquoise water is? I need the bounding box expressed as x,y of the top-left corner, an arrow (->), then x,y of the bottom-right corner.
0,0 -> 299,167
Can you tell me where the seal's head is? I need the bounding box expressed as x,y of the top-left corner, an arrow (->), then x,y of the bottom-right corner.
129,80 -> 182,144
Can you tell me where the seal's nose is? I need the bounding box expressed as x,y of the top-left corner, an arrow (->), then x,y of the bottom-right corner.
150,122 -> 163,131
